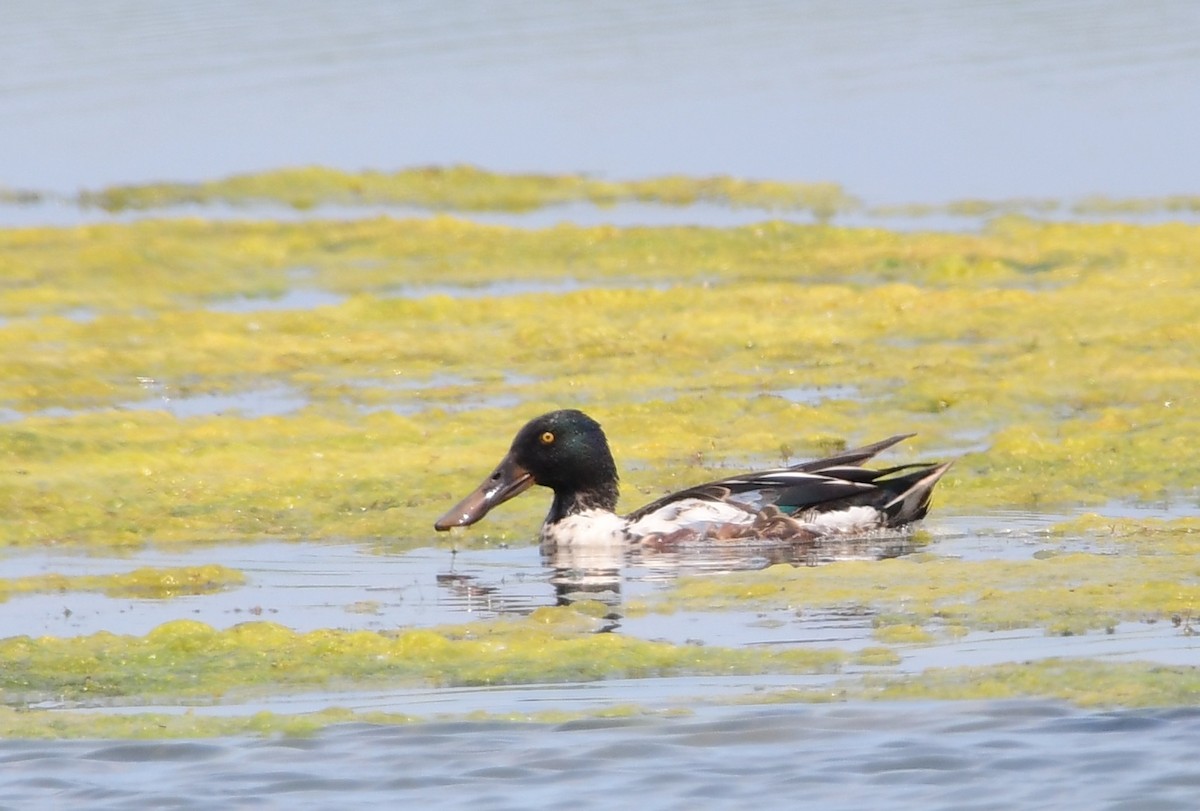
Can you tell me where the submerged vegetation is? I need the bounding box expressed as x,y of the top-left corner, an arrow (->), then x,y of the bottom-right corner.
2,167 -> 1200,733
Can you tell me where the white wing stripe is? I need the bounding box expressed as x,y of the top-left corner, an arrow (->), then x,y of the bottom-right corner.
721,472 -> 871,489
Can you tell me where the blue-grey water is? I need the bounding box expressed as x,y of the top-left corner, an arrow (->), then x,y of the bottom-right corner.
3,0 -> 1199,204
3,514 -> 1199,811
4,702 -> 1200,811
5,3 -> 1200,808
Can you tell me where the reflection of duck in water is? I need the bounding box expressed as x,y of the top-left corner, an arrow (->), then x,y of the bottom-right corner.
542,542 -> 624,609
435,409 -> 951,550
541,531 -> 918,610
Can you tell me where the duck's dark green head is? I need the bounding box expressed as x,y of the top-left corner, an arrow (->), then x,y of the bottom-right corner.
434,409 -> 619,530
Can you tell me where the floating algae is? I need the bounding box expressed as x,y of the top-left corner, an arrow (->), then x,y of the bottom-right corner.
0,565 -> 244,601
3,170 -> 1200,734
73,165 -> 860,219
646,545 -> 1200,638
1,216 -> 1198,548
0,608 -> 844,706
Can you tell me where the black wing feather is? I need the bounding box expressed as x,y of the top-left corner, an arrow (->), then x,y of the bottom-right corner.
788,434 -> 914,472
626,435 -> 927,522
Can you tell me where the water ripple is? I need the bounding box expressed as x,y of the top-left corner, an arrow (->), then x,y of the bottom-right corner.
6,702 -> 1194,811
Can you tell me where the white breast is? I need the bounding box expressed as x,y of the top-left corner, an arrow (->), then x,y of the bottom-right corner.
541,509 -> 632,548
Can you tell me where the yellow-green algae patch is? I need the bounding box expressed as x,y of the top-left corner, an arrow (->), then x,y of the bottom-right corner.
5,173 -> 1200,731
1051,513 -> 1200,545
0,564 -> 244,601
871,194 -> 1200,220
1072,194 -> 1200,216
2,218 -> 1200,547
852,647 -> 903,667
0,705 -> 410,740
50,166 -> 1200,221
0,608 -> 845,704
0,703 -> 688,740
860,659 -> 1200,708
871,623 -> 935,645
75,165 -> 859,219
739,659 -> 1200,709
652,549 -> 1200,636
6,658 -> 1198,739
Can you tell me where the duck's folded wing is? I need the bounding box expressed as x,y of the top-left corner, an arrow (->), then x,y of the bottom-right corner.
626,469 -> 876,522
625,434 -> 918,523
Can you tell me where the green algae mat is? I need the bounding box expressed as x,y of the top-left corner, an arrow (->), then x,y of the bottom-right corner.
2,168 -> 1200,735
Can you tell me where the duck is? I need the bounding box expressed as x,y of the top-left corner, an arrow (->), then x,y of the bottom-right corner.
434,409 -> 952,548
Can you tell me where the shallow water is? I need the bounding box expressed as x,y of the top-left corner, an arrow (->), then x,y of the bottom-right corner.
0,510 -> 1021,645
10,195 -> 1200,232
0,384 -> 311,424
206,288 -> 349,314
201,278 -> 675,311
5,510 -> 1200,806
4,701 -> 1200,811
1,536 -> 888,641
7,511 -> 1200,719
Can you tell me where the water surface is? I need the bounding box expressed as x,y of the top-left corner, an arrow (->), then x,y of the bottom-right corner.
5,512 -> 1198,705
3,701 -> 1199,811
3,0 -> 1199,203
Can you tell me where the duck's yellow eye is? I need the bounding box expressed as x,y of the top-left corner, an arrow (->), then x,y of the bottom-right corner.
540,431 -> 555,445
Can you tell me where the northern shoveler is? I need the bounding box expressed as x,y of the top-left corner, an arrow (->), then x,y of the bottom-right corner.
434,409 -> 951,548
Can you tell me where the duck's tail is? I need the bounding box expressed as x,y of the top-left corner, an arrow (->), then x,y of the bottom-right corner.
881,461 -> 954,526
